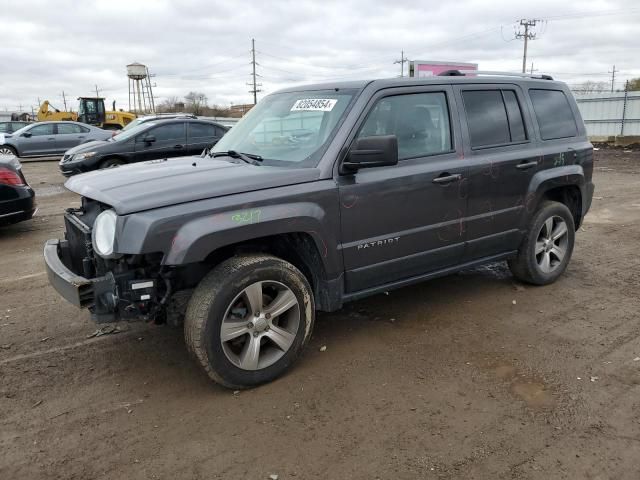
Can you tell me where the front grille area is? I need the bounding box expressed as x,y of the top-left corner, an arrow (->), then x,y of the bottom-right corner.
64,211 -> 95,278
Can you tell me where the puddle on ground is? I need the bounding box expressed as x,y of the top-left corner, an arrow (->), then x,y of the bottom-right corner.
491,362 -> 556,410
510,381 -> 556,409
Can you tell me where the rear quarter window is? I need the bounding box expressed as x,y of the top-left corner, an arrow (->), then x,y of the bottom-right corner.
529,89 -> 578,140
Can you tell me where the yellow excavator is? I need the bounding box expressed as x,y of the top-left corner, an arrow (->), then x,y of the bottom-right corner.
37,97 -> 136,130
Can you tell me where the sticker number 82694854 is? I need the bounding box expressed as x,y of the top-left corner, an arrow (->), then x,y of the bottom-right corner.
290,98 -> 338,112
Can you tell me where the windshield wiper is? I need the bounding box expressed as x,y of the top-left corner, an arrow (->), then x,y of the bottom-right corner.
211,150 -> 263,166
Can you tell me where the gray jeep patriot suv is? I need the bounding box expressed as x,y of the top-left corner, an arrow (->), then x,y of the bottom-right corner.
44,72 -> 594,388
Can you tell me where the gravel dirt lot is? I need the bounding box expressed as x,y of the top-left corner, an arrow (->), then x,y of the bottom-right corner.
1,149 -> 639,479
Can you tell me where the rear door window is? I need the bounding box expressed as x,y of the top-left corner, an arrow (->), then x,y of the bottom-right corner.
462,89 -> 529,148
145,122 -> 185,142
57,124 -> 87,134
357,91 -> 453,160
502,91 -> 527,142
529,89 -> 578,140
188,122 -> 217,139
28,124 -> 55,136
462,90 -> 510,148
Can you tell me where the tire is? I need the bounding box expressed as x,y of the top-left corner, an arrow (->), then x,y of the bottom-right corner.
99,158 -> 124,169
184,254 -> 315,389
508,200 -> 575,285
0,145 -> 17,156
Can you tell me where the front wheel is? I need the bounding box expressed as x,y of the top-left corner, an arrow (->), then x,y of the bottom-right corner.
99,158 -> 124,169
0,145 -> 17,156
184,254 -> 315,388
509,200 -> 575,285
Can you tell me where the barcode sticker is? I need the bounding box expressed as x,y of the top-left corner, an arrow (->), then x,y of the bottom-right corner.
291,99 -> 338,112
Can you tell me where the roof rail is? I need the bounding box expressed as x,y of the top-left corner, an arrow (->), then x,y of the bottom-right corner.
438,70 -> 553,80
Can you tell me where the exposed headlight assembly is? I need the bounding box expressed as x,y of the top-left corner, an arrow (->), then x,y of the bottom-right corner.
92,209 -> 118,258
73,151 -> 97,161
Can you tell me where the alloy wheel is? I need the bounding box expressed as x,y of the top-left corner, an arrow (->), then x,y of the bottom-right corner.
535,215 -> 569,274
220,281 -> 300,371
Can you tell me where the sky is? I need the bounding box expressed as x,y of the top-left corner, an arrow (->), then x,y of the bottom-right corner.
1,0 -> 639,114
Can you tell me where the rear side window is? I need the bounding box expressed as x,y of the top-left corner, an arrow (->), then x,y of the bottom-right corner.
188,122 -> 217,139
0,123 -> 8,133
462,90 -> 529,148
529,89 -> 578,140
357,91 -> 452,160
57,124 -> 88,134
145,123 -> 185,141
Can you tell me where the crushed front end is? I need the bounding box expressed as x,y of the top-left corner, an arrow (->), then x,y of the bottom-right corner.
44,198 -> 168,323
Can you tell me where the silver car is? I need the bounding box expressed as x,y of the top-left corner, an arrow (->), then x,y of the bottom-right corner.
0,121 -> 112,157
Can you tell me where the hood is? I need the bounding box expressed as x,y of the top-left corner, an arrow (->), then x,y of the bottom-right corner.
65,140 -> 110,155
64,156 -> 321,215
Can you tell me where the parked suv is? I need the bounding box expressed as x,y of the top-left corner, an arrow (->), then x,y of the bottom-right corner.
44,73 -> 594,388
59,118 -> 228,175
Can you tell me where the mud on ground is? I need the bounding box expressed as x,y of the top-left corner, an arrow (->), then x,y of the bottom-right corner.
1,150 -> 639,479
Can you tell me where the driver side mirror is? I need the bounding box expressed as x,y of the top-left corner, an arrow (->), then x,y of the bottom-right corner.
341,135 -> 398,173
22,132 -> 32,138
143,135 -> 156,144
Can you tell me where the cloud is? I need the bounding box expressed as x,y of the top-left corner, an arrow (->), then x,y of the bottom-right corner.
1,0 -> 638,113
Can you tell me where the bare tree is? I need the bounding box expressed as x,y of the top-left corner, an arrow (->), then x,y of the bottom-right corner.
627,78 -> 640,91
158,95 -> 181,113
573,81 -> 608,94
185,92 -> 208,115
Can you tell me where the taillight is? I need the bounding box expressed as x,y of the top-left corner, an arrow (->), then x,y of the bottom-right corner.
0,167 -> 25,186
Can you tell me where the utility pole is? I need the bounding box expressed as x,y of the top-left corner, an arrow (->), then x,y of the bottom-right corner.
247,38 -> 262,105
529,62 -> 538,75
394,50 -> 408,77
94,84 -> 101,98
515,19 -> 542,73
61,91 -> 68,111
608,65 -> 618,93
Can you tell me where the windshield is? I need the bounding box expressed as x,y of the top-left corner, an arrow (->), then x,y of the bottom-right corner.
111,122 -> 156,142
211,89 -> 357,167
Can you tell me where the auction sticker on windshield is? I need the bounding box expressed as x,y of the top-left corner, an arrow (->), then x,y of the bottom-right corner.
291,99 -> 338,112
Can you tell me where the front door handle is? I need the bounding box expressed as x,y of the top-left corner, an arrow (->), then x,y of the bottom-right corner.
47,137 -> 56,141
516,160 -> 537,170
432,173 -> 462,184
173,144 -> 184,149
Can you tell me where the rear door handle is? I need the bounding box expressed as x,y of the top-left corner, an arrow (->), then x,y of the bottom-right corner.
47,137 -> 56,141
174,144 -> 184,149
432,173 -> 462,184
516,161 -> 537,170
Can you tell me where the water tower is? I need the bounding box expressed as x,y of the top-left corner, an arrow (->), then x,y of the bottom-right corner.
127,62 -> 156,114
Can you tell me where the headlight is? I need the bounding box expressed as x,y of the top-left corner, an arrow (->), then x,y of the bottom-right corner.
73,151 -> 97,161
92,209 -> 118,257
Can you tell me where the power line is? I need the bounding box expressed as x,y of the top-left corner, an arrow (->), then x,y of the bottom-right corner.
247,38 -> 262,105
514,19 -> 543,74
394,50 -> 408,77
608,65 -> 619,93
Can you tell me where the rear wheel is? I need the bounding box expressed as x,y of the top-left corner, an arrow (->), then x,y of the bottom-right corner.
509,200 -> 575,285
99,158 -> 124,169
184,254 -> 315,389
0,145 -> 17,156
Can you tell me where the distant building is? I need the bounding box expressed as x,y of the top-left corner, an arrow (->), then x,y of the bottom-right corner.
408,60 -> 478,78
230,104 -> 254,116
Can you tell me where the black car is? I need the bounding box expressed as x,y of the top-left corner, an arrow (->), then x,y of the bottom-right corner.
0,121 -> 31,134
0,155 -> 36,226
59,118 -> 228,176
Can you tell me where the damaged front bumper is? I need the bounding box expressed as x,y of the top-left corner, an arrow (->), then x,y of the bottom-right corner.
44,239 -> 119,322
